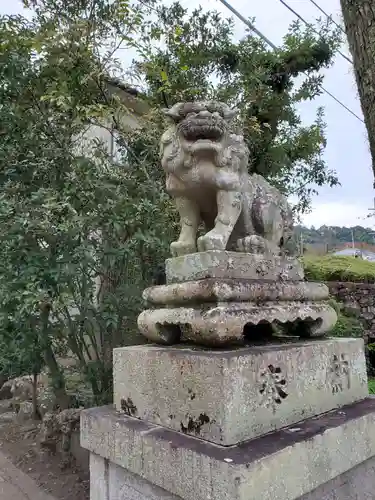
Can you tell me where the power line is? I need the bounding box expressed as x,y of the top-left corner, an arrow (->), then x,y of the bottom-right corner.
216,0 -> 364,124
319,86 -> 364,123
278,0 -> 352,65
215,0 -> 277,49
137,0 -> 159,14
307,0 -> 347,37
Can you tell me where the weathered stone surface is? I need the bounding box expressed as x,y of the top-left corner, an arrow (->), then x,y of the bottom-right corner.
300,455 -> 375,499
2,376 -> 33,401
90,453 -> 109,500
91,451 -> 375,500
0,400 -> 13,415
165,250 -> 304,284
113,339 -> 367,445
91,453 -> 182,500
161,101 -> 294,257
110,460 -> 181,500
0,381 -> 12,401
16,401 -> 34,421
137,300 -> 337,345
37,385 -> 56,418
143,279 -> 329,306
40,408 -> 82,465
81,398 -> 375,500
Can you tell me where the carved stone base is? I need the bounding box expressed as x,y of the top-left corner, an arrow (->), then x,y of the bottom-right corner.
138,299 -> 337,347
112,339 -> 367,446
143,278 -> 329,306
139,276 -> 336,346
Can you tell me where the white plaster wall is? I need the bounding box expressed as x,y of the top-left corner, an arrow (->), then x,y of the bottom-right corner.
72,103 -> 146,360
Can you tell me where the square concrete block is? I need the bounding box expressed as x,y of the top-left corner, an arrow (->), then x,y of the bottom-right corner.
165,250 -> 304,284
81,398 -> 375,500
90,453 -> 109,500
108,461 -> 181,499
113,338 -> 368,445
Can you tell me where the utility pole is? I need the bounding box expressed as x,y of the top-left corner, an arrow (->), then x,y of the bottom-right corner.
368,197 -> 375,215
368,198 -> 375,245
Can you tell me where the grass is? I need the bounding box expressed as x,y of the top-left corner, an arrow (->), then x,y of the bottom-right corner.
302,254 -> 375,283
368,379 -> 375,394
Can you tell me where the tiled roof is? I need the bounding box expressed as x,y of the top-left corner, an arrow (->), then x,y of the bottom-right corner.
104,77 -> 140,97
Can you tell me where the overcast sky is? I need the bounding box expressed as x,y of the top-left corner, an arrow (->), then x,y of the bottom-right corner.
1,0 -> 373,228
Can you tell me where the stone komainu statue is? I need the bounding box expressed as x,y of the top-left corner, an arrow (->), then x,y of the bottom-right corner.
160,101 -> 294,257
137,100 -> 337,347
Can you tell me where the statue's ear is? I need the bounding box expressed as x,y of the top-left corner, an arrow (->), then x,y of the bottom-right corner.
163,104 -> 182,121
162,108 -> 172,121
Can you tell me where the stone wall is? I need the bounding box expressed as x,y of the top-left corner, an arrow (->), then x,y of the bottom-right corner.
327,282 -> 375,342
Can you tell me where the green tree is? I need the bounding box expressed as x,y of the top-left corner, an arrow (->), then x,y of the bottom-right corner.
295,225 -> 375,248
0,303 -> 46,418
0,0 -> 174,406
133,2 -> 342,213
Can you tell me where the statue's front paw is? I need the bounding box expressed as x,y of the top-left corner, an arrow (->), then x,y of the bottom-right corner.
170,240 -> 197,257
197,232 -> 226,252
238,235 -> 265,254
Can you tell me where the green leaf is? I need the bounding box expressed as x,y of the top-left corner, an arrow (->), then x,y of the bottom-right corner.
160,69 -> 168,82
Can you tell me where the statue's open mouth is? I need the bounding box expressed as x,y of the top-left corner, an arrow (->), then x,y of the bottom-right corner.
179,118 -> 225,142
183,127 -> 223,141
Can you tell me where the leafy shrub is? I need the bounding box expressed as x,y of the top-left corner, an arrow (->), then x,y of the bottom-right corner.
327,298 -> 341,314
329,312 -> 365,338
303,255 -> 375,283
367,343 -> 375,377
327,298 -> 364,337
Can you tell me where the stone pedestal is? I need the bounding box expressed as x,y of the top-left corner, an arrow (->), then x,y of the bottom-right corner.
113,339 -> 367,445
81,337 -> 375,500
81,254 -> 372,499
82,397 -> 375,500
